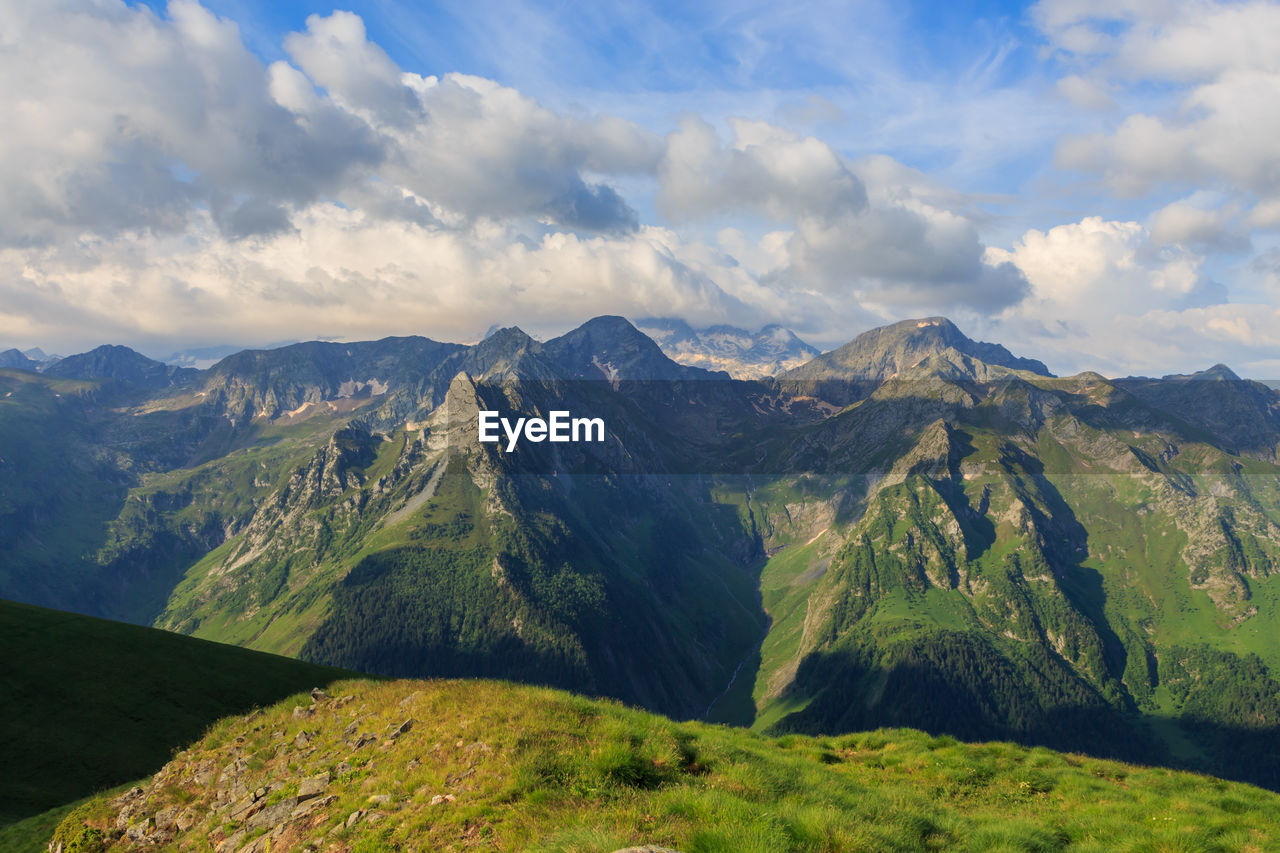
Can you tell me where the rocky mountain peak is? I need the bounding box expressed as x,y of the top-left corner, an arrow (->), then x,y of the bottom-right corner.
543,315 -> 716,381
775,316 -> 1051,404
0,348 -> 37,371
43,344 -> 196,390
438,371 -> 483,425
1175,364 -> 1242,382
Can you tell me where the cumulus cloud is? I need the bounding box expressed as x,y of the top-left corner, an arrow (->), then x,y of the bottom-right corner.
283,11 -> 423,128
780,204 -> 1029,309
382,73 -> 657,232
657,119 -> 1028,315
988,217 -> 1210,309
0,205 -> 751,352
1007,0 -> 1280,375
8,0 -> 1272,377
0,1 -> 654,243
1037,0 -> 1280,208
658,117 -> 867,222
0,0 -> 383,244
1149,199 -> 1249,251
0,0 -> 1040,356
287,9 -> 663,232
985,216 -> 1260,374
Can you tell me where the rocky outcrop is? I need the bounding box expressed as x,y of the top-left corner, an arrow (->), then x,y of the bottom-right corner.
52,685 -> 497,852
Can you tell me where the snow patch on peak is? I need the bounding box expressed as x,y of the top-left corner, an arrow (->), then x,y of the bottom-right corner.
591,356 -> 621,384
336,378 -> 389,398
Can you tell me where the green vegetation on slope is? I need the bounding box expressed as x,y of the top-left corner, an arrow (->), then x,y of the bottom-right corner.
55,678 -> 1280,852
0,785 -> 135,853
739,392 -> 1280,789
0,599 -> 358,825
299,456 -> 598,689
7,318 -> 1280,805
0,371 -> 129,615
299,451 -> 768,719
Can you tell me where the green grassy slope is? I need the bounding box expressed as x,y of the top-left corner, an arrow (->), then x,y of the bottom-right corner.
8,324 -> 1280,808
53,678 -> 1280,852
734,377 -> 1280,789
0,786 -> 135,853
0,371 -> 129,615
0,599 -> 359,825
156,375 -> 769,722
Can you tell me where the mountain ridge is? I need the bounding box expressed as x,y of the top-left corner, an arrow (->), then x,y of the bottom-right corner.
43,344 -> 199,390
776,316 -> 1053,405
634,317 -> 820,379
0,349 -> 37,371
4,314 -> 1280,796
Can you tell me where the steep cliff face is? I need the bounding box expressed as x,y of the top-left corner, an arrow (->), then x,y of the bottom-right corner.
6,316 -> 1280,788
736,366 -> 1280,787
155,366 -> 769,719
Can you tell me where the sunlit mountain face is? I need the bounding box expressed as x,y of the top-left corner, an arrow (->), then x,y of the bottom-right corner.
4,314 -> 1280,791
6,2 -> 1280,845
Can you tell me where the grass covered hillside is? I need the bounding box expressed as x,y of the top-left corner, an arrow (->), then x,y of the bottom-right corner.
8,317 -> 1280,796
0,599 -> 355,826
53,678 -> 1280,853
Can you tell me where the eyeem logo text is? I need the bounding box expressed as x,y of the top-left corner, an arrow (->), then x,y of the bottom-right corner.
478,410 -> 605,451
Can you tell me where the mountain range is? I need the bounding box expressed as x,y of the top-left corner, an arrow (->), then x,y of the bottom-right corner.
633,317 -> 820,378
3,314 -> 1280,796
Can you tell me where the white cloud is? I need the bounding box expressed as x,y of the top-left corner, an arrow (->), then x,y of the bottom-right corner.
780,202 -> 1029,311
1038,1 -> 1280,209
990,216 -> 1209,309
283,11 -> 422,128
0,1 -> 656,243
657,117 -> 867,223
0,205 -> 755,352
1126,304 -> 1280,375
0,0 -> 383,245
284,10 -> 663,232
1055,74 -> 1115,110
0,0 -> 1037,356
657,118 -> 1027,314
1011,0 -> 1280,375
383,72 -> 658,232
983,216 -> 1269,374
4,0 -> 1276,377
1149,199 -> 1248,251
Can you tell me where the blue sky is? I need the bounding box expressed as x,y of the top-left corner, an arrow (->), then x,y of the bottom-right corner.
171,0 -> 1156,245
158,1 -> 1049,181
4,0 -> 1280,376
